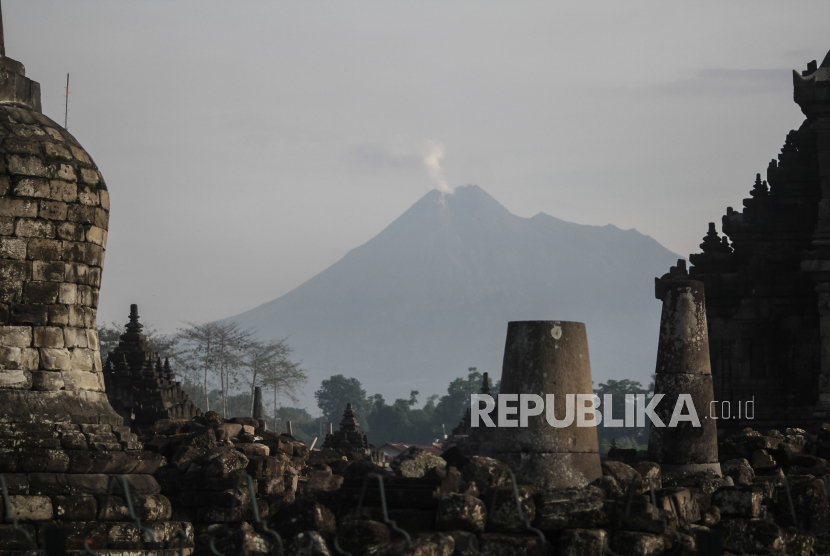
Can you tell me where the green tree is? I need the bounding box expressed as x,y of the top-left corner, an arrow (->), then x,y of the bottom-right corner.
246,339 -> 307,421
431,367 -> 484,431
594,378 -> 651,452
315,375 -> 369,428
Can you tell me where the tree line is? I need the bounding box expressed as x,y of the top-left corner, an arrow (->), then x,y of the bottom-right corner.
291,372 -> 651,450
98,319 -> 652,451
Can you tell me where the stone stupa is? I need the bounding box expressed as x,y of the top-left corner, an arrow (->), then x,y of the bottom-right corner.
0,5 -> 191,551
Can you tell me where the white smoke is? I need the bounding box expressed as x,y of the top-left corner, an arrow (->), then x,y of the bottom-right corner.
423,140 -> 452,194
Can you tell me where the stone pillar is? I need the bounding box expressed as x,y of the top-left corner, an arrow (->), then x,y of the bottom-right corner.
253,385 -> 266,429
494,320 -> 601,489
648,276 -> 720,475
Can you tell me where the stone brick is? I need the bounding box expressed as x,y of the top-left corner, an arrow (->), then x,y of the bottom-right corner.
0,176 -> 9,196
7,154 -> 48,177
0,523 -> 36,549
39,348 -> 70,371
0,304 -> 8,324
14,218 -> 55,238
60,431 -> 87,450
93,208 -> 107,230
47,305 -> 68,326
79,170 -> 100,188
0,197 -> 36,218
26,238 -> 62,261
44,142 -> 72,161
66,204 -> 95,225
68,349 -> 95,372
24,282 -> 60,304
44,127 -> 63,140
78,285 -> 93,306
12,177 -> 50,198
55,221 -> 83,241
93,351 -> 102,373
0,370 -> 32,389
0,347 -> 38,370
8,495 -> 52,521
0,280 -> 22,304
99,190 -> 110,211
0,216 -> 13,235
53,163 -> 76,181
65,262 -> 88,285
59,283 -> 77,304
83,308 -> 96,328
86,329 -> 99,351
9,304 -> 48,325
4,138 -> 39,155
0,326 -> 31,347
33,326 -> 64,348
64,242 -> 102,266
53,494 -> 97,521
31,371 -> 64,391
88,267 -> 101,287
69,146 -> 90,164
38,200 -> 67,221
49,180 -> 76,202
0,260 -> 30,284
32,260 -> 65,282
64,327 -> 88,348
85,226 -> 105,246
19,450 -> 69,473
66,306 -> 84,327
0,237 -> 27,259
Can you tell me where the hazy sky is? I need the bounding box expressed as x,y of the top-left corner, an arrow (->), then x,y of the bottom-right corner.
5,1 -> 827,337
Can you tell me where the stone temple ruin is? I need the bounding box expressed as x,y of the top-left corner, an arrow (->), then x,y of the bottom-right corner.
103,304 -> 202,434
4,4 -> 830,554
687,50 -> 830,432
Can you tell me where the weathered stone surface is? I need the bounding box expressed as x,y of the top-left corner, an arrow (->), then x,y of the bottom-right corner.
487,485 -> 535,533
711,485 -> 763,518
602,461 -> 646,493
720,518 -> 786,553
479,533 -> 550,556
535,485 -> 606,530
500,452 -> 601,491
436,493 -> 486,532
336,520 -> 390,554
269,499 -> 336,539
391,445 -> 447,478
7,494 -> 52,521
722,458 -> 754,485
648,278 -> 720,472
53,494 -> 97,520
460,455 -> 511,491
609,530 -> 667,556
653,487 -> 700,525
286,530 -> 332,556
559,529 -> 606,556
494,321 -> 601,489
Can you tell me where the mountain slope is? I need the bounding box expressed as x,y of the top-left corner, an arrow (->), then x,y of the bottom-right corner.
231,185 -> 681,406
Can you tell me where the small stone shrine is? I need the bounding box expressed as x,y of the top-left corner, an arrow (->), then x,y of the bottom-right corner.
321,403 -> 385,464
686,49 -> 830,431
104,304 -> 202,433
442,372 -> 498,456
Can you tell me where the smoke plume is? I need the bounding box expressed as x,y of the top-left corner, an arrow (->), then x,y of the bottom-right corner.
423,140 -> 452,194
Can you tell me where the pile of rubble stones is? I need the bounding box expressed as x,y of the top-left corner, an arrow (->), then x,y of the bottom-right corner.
170,422 -> 830,555
140,412 -> 310,547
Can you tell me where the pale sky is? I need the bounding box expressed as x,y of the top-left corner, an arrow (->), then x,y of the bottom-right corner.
5,1 -> 826,336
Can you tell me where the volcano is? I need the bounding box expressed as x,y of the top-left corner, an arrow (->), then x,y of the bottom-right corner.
229,185 -> 680,404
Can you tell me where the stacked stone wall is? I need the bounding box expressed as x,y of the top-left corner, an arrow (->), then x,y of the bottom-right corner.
0,104 -> 108,396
